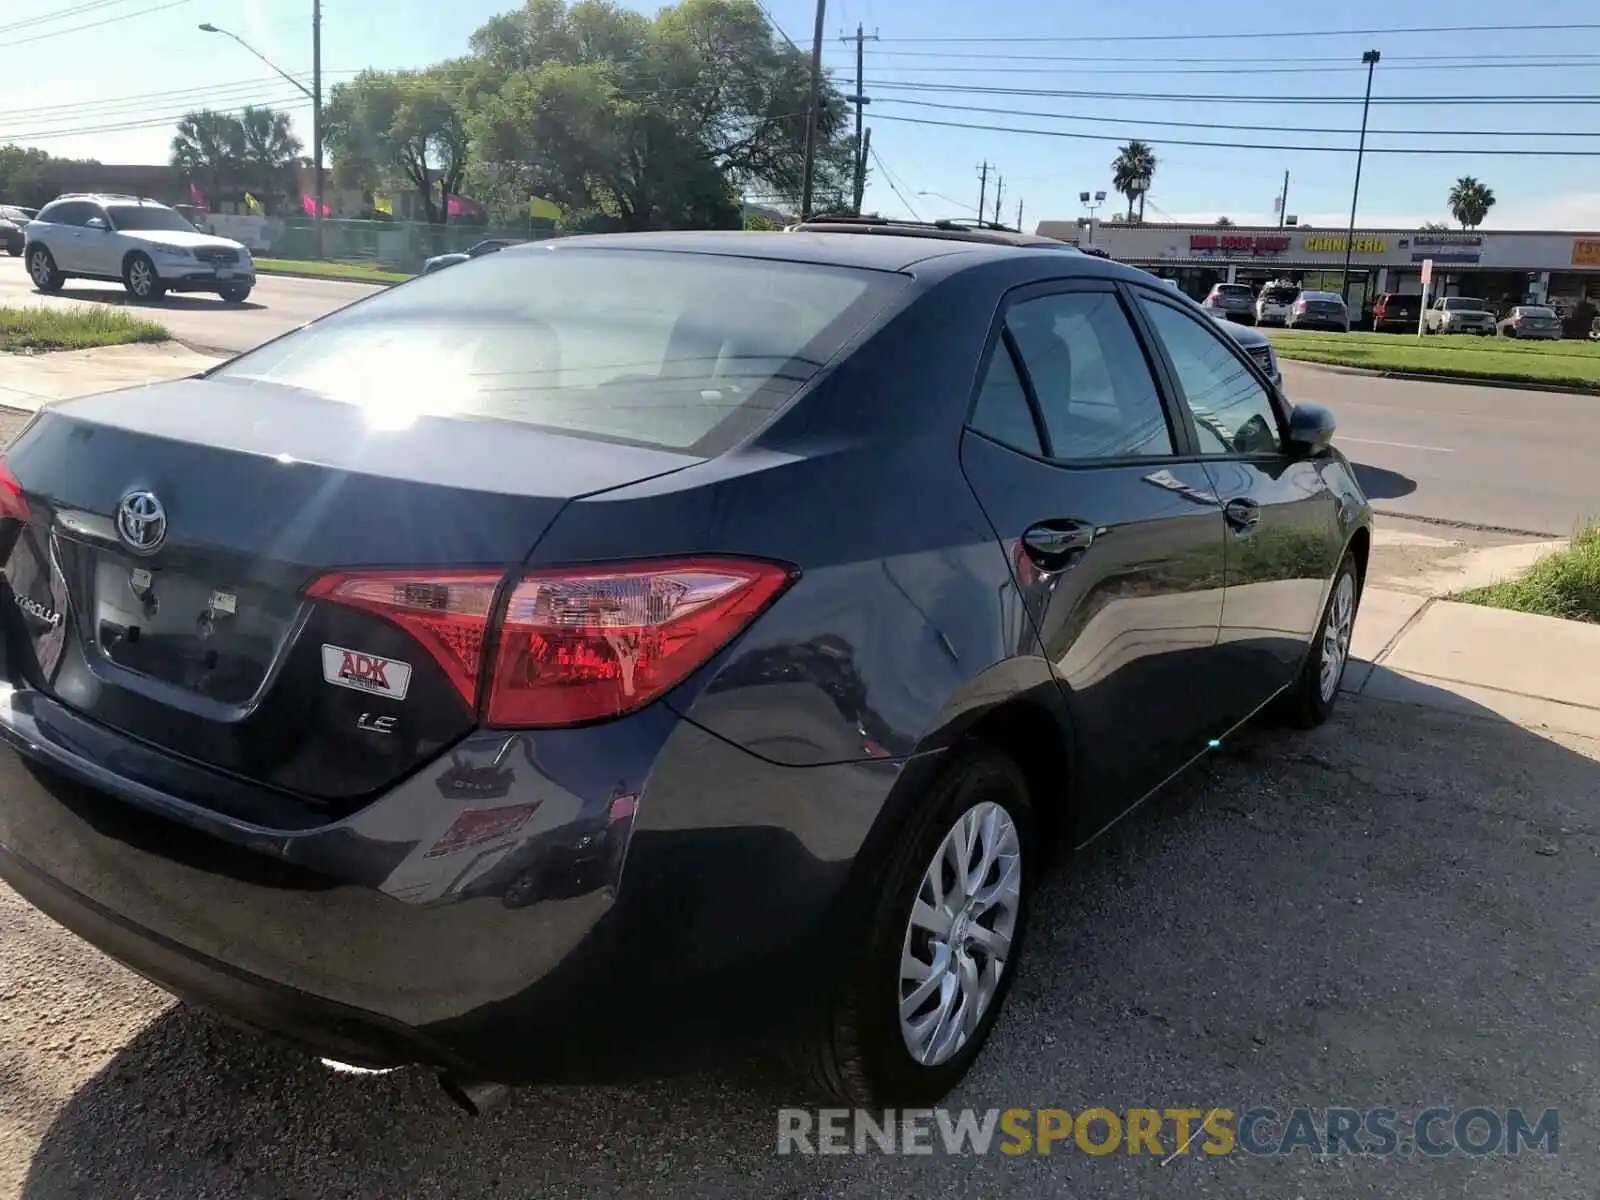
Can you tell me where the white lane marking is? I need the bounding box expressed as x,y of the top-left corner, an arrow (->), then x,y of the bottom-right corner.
1338,437 -> 1456,453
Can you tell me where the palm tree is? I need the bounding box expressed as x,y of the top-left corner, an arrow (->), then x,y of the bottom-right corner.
1447,177 -> 1496,230
238,106 -> 303,214
170,110 -> 245,209
1111,141 -> 1156,222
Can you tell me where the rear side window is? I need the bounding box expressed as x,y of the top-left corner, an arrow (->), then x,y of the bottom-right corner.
969,344 -> 1043,456
1005,291 -> 1174,460
214,248 -> 905,455
38,201 -> 91,227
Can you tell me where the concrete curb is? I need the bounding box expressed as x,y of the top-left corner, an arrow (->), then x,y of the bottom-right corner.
1282,358 -> 1600,396
1371,508 -> 1563,540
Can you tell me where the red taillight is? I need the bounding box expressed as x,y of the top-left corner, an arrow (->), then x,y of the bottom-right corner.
0,458 -> 30,524
307,558 -> 793,729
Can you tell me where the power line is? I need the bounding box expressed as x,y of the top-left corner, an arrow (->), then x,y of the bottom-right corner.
870,80 -> 1600,105
872,96 -> 1600,140
827,59 -> 1600,77
5,99 -> 313,143
0,76 -> 330,121
868,111 -> 1600,156
868,145 -> 921,220
0,0 -> 142,34
4,0 -> 191,47
869,21 -> 1600,44
849,48 -> 1600,64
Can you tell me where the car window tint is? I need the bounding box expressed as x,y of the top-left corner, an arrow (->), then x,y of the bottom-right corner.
1005,292 -> 1174,460
1138,298 -> 1283,457
969,342 -> 1042,455
42,202 -> 87,227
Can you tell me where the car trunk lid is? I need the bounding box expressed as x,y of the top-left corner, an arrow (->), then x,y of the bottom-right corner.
0,377 -> 699,813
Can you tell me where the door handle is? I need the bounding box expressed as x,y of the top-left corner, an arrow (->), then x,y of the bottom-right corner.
1223,497 -> 1262,532
1021,521 -> 1097,566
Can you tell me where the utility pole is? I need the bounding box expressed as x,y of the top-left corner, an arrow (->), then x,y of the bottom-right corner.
1277,169 -> 1290,230
840,23 -> 878,215
976,162 -> 992,226
313,0 -> 324,258
1016,197 -> 1024,231
1340,49 -> 1381,304
799,0 -> 828,219
992,175 -> 1004,226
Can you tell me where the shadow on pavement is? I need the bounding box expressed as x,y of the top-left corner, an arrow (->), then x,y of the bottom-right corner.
52,287 -> 265,313
18,677 -> 1600,1199
1351,461 -> 1418,501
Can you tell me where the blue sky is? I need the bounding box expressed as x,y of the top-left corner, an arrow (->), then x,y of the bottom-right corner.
5,0 -> 1600,229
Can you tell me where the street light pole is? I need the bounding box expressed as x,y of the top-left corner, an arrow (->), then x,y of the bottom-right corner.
1340,49 -> 1380,305
199,9 -> 324,258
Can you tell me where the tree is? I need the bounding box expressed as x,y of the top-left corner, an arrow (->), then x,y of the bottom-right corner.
1111,140 -> 1156,221
0,145 -> 99,208
1447,177 -> 1496,230
462,0 -> 855,231
170,110 -> 246,207
324,67 -> 470,224
1215,216 -> 1234,226
237,106 -> 303,213
1420,220 -> 1450,231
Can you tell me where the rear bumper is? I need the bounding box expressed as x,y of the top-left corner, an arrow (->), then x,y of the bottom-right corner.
0,686 -> 909,1083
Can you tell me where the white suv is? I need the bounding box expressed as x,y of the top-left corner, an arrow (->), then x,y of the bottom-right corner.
23,194 -> 255,303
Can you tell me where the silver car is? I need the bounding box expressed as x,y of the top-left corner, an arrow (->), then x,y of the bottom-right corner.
1286,291 -> 1351,333
1202,281 -> 1257,324
1424,295 -> 1495,337
1497,305 -> 1562,340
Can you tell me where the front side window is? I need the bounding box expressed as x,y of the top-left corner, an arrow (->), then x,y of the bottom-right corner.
1138,297 -> 1283,457
1004,291 -> 1174,460
213,248 -> 905,455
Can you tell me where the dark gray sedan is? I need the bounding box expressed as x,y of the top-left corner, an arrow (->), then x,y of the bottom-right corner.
0,227 -> 1371,1113
1497,305 -> 1563,339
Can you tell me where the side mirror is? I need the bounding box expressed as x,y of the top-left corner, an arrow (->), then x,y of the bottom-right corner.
1287,402 -> 1337,455
85,217 -> 108,231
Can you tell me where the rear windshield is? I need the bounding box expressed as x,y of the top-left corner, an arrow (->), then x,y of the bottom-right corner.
106,205 -> 196,232
213,247 -> 905,454
1443,297 -> 1487,311
1260,286 -> 1299,302
1517,306 -> 1556,318
1216,285 -> 1253,297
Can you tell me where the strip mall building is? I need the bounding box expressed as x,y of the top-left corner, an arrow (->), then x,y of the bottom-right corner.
1032,220 -> 1600,318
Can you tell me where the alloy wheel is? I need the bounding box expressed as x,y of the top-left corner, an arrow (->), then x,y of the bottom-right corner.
28,250 -> 51,287
898,800 -> 1022,1067
1319,572 -> 1356,703
129,258 -> 153,297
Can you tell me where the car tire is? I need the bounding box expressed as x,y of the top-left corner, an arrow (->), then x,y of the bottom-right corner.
26,245 -> 63,292
122,252 -> 165,301
218,285 -> 252,303
1275,551 -> 1362,730
798,744 -> 1035,1107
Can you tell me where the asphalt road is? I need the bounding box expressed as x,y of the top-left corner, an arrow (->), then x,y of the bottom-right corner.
2,255 -> 1596,535
0,253 -> 381,354
1281,362 -> 1599,537
2,698 -> 1596,1198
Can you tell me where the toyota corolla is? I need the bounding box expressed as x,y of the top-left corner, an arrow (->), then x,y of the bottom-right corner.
0,227 -> 1370,1111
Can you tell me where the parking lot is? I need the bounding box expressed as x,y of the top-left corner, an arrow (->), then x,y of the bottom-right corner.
1,691 -> 1596,1199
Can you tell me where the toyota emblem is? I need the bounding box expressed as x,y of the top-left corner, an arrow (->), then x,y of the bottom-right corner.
116,490 -> 168,555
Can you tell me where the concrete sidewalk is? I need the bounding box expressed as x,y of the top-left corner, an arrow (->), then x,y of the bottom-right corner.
1348,586 -> 1600,739
0,343 -> 222,411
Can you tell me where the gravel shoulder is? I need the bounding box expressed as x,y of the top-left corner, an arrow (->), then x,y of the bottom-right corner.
3,695 -> 1597,1199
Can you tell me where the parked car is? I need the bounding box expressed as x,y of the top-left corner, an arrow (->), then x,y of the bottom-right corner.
423,238 -> 522,274
0,205 -> 35,256
0,226 -> 1371,1113
1424,295 -> 1495,336
1286,291 -> 1351,333
1254,280 -> 1300,327
1201,281 -> 1257,324
1497,305 -> 1563,340
1371,292 -> 1423,333
23,193 -> 254,302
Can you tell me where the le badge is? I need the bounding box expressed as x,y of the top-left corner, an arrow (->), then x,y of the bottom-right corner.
321,643 -> 412,701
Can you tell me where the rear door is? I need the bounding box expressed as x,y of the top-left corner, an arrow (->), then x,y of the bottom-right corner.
1129,285 -> 1342,722
958,280 -> 1230,833
38,201 -> 92,272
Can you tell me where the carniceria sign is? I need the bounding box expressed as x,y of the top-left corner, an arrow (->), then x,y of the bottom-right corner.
1302,235 -> 1388,254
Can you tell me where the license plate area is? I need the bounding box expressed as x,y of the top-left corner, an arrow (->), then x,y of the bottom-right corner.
90,549 -> 300,705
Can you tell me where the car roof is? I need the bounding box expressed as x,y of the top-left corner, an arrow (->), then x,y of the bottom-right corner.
526,228 -> 1140,279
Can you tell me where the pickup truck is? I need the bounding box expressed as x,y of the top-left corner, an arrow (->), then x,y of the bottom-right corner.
1424,295 -> 1496,336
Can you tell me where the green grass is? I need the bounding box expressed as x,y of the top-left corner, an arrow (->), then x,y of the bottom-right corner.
1265,328 -> 1600,391
0,306 -> 169,353
252,257 -> 414,284
1455,526 -> 1600,624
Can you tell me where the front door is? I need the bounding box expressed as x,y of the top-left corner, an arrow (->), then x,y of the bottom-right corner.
959,282 -> 1230,838
1130,287 -> 1342,722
